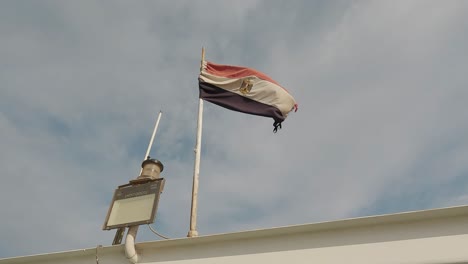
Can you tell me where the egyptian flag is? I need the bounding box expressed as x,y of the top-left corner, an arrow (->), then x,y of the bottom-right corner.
199,61 -> 298,132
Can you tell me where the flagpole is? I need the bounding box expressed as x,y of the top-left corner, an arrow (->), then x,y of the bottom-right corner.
188,47 -> 205,237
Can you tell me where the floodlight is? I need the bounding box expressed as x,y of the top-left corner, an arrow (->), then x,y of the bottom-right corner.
103,159 -> 165,230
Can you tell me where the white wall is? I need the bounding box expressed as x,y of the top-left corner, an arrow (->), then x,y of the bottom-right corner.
3,206 -> 468,264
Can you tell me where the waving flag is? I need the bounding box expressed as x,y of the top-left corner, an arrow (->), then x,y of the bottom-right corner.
198,61 -> 297,132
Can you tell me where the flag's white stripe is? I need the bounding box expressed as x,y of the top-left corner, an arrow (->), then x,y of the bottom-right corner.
200,71 -> 296,118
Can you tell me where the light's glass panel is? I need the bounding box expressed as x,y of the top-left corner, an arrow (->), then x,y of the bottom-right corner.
107,194 -> 155,227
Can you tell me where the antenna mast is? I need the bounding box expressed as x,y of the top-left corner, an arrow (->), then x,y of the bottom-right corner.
112,111 -> 163,245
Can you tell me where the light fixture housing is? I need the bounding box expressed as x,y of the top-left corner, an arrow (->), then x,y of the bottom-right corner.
103,179 -> 164,230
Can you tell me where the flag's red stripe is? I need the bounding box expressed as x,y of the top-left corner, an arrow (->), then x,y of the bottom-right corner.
204,61 -> 298,111
205,61 -> 282,87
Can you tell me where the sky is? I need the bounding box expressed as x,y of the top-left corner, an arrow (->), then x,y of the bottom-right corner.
1,0 -> 468,258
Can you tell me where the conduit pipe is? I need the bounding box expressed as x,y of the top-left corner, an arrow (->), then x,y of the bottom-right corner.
125,226 -> 139,263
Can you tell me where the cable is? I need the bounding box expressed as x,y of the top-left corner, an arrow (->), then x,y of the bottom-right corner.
147,224 -> 170,240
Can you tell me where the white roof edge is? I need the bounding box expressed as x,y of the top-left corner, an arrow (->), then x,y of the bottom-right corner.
3,204 -> 468,263
137,204 -> 468,249
0,244 -> 124,264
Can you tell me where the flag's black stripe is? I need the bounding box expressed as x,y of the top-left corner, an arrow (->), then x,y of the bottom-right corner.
199,81 -> 285,123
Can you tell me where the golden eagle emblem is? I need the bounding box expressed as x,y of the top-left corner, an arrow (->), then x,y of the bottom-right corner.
240,77 -> 254,95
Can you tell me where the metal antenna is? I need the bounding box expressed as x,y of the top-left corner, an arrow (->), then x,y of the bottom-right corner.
144,111 -> 163,161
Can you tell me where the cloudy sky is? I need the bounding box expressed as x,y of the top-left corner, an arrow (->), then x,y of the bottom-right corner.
2,0 -> 468,258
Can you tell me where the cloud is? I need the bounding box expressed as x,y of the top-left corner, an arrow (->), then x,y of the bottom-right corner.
1,0 -> 468,258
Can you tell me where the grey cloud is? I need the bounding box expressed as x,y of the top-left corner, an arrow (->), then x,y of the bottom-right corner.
1,0 -> 468,258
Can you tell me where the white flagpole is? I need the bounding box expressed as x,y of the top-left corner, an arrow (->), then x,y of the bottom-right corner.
188,47 -> 205,237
